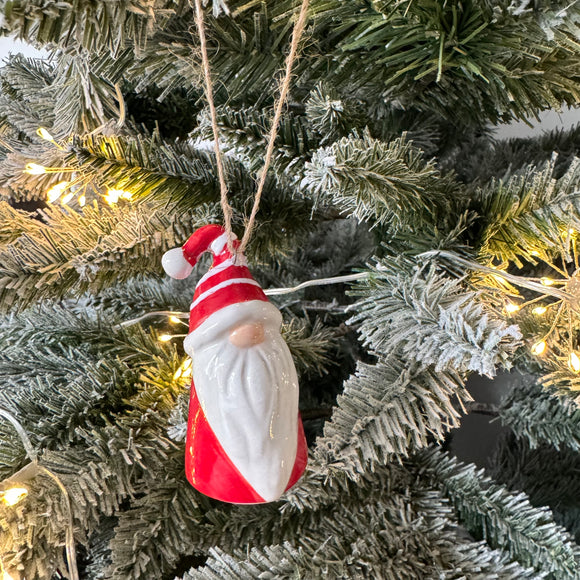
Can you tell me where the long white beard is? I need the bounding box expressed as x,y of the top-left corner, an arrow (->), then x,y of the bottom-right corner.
184,301 -> 299,502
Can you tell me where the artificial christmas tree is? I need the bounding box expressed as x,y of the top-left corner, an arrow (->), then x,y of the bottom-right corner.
0,0 -> 580,578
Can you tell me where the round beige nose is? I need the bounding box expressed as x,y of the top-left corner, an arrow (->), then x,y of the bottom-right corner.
229,322 -> 265,347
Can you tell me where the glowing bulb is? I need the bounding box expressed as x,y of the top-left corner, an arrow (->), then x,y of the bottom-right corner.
173,358 -> 192,381
569,352 -> 580,373
78,194 -> 86,207
182,358 -> 192,378
60,191 -> 75,205
104,190 -> 120,204
532,306 -> 547,315
1,487 -> 28,506
159,334 -> 173,342
531,341 -> 547,356
105,189 -> 132,205
24,162 -> 47,175
505,303 -> 520,314
46,181 -> 69,203
169,316 -> 181,324
530,250 -> 540,256
36,127 -> 55,142
541,277 -> 555,286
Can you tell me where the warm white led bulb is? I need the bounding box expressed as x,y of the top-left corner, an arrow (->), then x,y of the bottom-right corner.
1,487 -> 28,506
531,341 -> 547,356
505,303 -> 520,314
182,358 -> 193,378
60,192 -> 75,205
24,162 -> 47,175
36,127 -> 55,142
174,358 -> 193,380
46,181 -> 69,203
532,306 -> 547,315
105,189 -> 132,205
569,352 -> 580,373
159,334 -> 173,342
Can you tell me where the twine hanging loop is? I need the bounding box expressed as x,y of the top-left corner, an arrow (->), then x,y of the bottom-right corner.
192,0 -> 310,255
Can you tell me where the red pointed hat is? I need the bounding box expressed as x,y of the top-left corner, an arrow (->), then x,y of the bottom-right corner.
162,225 -> 268,332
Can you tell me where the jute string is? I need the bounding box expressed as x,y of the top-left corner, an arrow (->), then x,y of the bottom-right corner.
193,0 -> 234,250
192,0 -> 310,255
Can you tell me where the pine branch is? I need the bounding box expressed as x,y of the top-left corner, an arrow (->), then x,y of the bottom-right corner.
305,83 -> 364,146
498,377 -> 580,452
476,157 -> 580,267
281,317 -> 336,376
0,0 -> 175,55
309,356 -> 472,483
51,52 -> 122,135
0,201 -> 205,310
444,124 -> 580,184
109,479 -> 207,580
0,53 -> 55,141
0,332 -> 193,579
65,133 -> 225,207
61,132 -> 318,258
6,0 -> 580,131
227,181 -> 318,263
117,21 -> 199,100
0,201 -> 44,243
348,259 -> 522,377
0,304 -> 177,460
0,468 -> 71,578
179,543 -> 307,580
89,276 -> 197,319
194,493 -> 435,578
418,448 -> 580,579
82,518 -> 116,580
303,132 -> 463,229
413,489 -> 538,580
196,104 -> 317,190
183,477 -> 537,580
306,0 -> 580,126
489,434 -> 580,515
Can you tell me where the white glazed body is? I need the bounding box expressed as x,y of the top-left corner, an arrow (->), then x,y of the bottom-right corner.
184,300 -> 300,502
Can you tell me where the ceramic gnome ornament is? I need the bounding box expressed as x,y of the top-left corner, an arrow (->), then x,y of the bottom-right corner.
162,225 -> 308,503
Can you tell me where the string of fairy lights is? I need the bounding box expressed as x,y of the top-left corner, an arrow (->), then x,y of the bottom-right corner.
499,227 -> 580,373
425,235 -> 580,375
24,128 -> 134,208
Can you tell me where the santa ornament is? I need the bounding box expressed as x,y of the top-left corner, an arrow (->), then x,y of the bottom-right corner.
162,225 -> 308,503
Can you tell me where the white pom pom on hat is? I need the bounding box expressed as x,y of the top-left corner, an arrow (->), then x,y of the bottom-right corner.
162,247 -> 194,280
